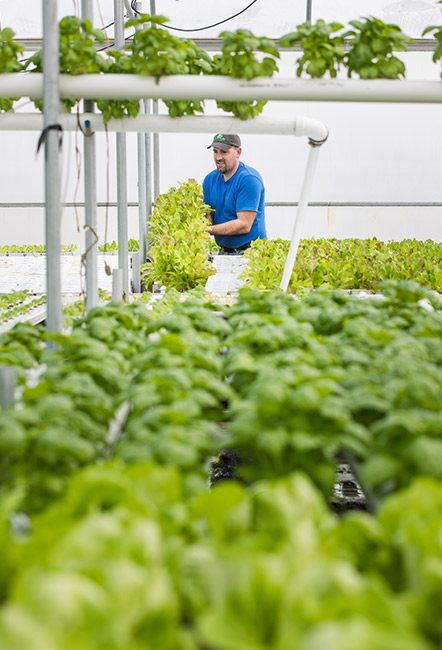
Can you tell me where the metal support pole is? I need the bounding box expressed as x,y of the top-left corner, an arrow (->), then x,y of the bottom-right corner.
150,0 -> 160,203
135,2 -> 147,267
144,99 -> 152,257
306,0 -> 312,22
82,0 -> 98,310
114,0 -> 129,295
43,0 -> 62,333
152,102 -> 160,201
280,143 -> 322,291
112,268 -> 124,301
131,251 -> 141,292
0,366 -> 16,410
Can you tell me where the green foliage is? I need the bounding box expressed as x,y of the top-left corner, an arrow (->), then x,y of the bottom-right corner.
223,283 -> 442,504
213,29 -> 279,119
0,244 -> 77,253
280,20 -> 345,78
0,27 -> 23,112
2,284 -> 442,647
344,16 -> 412,79
0,292 -> 46,325
0,27 -> 23,73
0,463 -> 441,648
98,239 -> 139,252
215,29 -> 280,80
25,16 -> 110,113
98,15 -> 214,121
141,179 -> 216,291
240,237 -> 442,292
423,17 -> 442,75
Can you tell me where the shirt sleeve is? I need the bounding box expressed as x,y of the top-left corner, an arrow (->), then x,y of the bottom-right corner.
236,175 -> 263,214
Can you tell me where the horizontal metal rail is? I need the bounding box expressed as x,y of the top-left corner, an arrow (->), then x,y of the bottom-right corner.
15,37 -> 439,53
1,202 -> 441,208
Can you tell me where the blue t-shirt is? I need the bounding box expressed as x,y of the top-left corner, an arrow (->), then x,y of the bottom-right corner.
203,161 -> 267,249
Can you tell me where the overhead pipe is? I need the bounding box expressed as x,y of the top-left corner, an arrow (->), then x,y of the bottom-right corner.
2,74 -> 442,103
0,113 -> 329,143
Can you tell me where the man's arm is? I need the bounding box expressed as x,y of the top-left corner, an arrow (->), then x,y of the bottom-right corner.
207,210 -> 256,236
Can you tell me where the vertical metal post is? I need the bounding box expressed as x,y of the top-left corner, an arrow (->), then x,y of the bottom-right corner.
131,251 -> 141,292
144,100 -> 152,257
150,0 -> 160,202
112,268 -> 124,301
43,0 -> 62,333
306,0 -> 312,22
114,0 -> 129,296
0,366 -> 16,410
135,1 -> 147,268
82,0 -> 98,309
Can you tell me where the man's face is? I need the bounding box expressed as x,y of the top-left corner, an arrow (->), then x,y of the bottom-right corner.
213,146 -> 241,176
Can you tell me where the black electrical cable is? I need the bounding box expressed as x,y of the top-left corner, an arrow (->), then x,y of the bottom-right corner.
130,0 -> 259,32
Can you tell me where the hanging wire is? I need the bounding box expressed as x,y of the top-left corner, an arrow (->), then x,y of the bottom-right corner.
130,0 -> 259,32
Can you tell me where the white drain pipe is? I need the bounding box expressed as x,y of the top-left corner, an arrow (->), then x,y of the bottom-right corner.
0,112 -> 328,142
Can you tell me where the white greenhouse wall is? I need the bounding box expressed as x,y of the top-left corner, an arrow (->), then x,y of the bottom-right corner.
0,0 -> 441,248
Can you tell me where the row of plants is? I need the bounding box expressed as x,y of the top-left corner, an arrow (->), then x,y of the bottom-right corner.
1,284 -> 442,646
1,281 -> 442,510
0,244 -> 77,253
0,290 -> 232,512
222,282 -> 442,506
97,179 -> 442,294
1,461 -> 442,649
0,291 -> 46,326
240,236 -> 442,292
1,10 -> 442,121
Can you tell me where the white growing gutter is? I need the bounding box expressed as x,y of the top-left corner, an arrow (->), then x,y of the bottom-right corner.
2,74 -> 442,104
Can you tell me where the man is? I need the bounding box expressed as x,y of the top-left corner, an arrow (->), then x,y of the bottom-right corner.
203,133 -> 267,255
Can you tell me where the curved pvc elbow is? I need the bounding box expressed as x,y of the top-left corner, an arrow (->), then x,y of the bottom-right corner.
294,116 -> 329,145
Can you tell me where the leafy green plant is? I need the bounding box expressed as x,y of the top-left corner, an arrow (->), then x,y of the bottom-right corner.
343,16 -> 412,79
97,14 -> 214,121
0,294 -> 46,325
0,244 -> 77,253
25,16 -> 110,113
213,29 -> 279,120
280,20 -> 345,78
141,179 -> 216,291
240,237 -> 442,292
423,9 -> 442,75
0,27 -> 23,112
98,239 -> 139,252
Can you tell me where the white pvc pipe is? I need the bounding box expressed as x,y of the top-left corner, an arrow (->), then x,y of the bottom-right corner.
82,0 -> 98,311
280,144 -> 322,292
2,74 -> 442,104
114,0 -> 129,296
42,1 -> 62,334
0,112 -> 329,142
